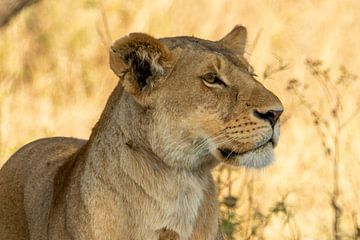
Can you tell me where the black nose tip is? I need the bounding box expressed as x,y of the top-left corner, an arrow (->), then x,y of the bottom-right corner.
254,109 -> 283,127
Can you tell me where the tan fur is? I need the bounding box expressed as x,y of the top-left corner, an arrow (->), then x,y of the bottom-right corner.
0,25 -> 283,240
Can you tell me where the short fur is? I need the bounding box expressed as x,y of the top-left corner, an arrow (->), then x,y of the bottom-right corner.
0,25 -> 283,240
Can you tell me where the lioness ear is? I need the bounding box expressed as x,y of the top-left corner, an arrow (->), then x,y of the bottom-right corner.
218,25 -> 247,56
109,33 -> 171,94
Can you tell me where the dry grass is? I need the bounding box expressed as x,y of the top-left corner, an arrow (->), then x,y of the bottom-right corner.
0,0 -> 359,239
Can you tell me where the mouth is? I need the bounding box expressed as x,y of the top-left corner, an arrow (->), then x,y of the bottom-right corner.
218,140 -> 273,159
216,140 -> 275,168
218,148 -> 242,158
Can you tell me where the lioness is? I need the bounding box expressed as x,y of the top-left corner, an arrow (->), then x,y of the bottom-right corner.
0,25 -> 283,240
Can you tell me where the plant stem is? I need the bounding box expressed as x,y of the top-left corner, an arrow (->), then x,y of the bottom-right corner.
332,97 -> 341,240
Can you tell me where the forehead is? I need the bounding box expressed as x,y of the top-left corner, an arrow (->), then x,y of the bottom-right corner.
160,36 -> 251,72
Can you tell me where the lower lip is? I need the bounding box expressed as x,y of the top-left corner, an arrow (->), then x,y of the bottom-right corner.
218,141 -> 272,159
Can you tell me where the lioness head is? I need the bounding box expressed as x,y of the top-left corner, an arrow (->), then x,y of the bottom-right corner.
110,26 -> 283,170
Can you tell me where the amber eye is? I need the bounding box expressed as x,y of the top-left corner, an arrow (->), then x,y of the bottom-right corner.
250,73 -> 258,77
247,65 -> 258,77
200,72 -> 226,87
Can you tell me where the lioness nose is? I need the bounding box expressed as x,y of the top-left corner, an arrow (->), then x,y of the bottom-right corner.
254,109 -> 283,127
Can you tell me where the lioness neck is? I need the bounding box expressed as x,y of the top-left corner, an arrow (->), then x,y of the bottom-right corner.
69,83 -> 212,239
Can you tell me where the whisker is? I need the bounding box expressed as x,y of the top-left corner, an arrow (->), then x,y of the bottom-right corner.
191,134 -> 224,154
191,135 -> 223,156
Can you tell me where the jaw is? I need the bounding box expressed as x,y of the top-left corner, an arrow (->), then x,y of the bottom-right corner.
215,121 -> 280,169
216,142 -> 275,169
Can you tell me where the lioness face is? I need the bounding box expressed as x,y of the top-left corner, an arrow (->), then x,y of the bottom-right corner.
110,26 -> 283,169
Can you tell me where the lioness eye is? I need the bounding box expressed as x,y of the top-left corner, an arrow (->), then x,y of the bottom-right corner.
201,73 -> 226,87
250,73 -> 258,77
247,65 -> 258,77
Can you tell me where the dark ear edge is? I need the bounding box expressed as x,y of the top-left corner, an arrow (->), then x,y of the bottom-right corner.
218,25 -> 247,56
109,33 -> 172,89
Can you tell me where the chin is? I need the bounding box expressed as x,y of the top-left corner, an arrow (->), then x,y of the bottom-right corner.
217,142 -> 275,169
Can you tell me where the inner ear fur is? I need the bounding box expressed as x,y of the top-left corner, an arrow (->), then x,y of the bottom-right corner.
109,33 -> 172,90
218,25 -> 247,56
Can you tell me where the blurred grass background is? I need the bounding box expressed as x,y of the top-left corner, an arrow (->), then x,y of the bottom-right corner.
0,0 -> 360,239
